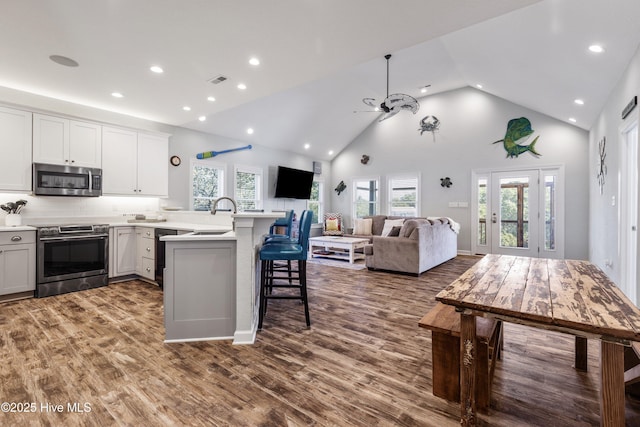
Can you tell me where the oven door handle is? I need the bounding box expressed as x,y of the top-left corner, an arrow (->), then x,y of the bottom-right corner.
39,234 -> 108,241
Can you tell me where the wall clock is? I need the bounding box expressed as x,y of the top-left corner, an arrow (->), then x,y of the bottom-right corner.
170,155 -> 181,166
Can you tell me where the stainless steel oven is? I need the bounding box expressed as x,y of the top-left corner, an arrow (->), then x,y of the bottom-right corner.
35,224 -> 109,297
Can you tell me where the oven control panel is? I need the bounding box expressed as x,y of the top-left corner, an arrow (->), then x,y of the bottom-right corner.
37,224 -> 110,237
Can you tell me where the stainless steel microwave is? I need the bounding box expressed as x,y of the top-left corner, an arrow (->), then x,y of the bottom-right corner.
33,163 -> 102,197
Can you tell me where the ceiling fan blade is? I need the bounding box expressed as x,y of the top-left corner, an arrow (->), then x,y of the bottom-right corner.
362,98 -> 378,108
384,93 -> 420,114
378,109 -> 400,122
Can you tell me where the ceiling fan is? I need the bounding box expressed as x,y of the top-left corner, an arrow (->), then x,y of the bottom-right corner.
360,54 -> 420,122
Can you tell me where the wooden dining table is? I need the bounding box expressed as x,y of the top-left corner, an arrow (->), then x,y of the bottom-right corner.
435,254 -> 640,426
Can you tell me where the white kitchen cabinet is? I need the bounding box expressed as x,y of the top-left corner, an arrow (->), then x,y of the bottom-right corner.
136,227 -> 155,281
0,106 -> 32,191
0,230 -> 35,296
102,126 -> 168,197
137,133 -> 169,196
33,113 -> 102,168
111,226 -> 136,277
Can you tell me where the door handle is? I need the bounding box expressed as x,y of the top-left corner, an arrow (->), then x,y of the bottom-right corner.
491,213 -> 497,224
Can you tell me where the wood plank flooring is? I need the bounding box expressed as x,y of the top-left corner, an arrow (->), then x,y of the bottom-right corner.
1,255 -> 640,426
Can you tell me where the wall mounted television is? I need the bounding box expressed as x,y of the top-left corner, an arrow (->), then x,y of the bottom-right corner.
274,166 -> 314,199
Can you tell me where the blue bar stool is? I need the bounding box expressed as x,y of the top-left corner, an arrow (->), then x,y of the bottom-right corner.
263,209 -> 294,243
258,210 -> 313,329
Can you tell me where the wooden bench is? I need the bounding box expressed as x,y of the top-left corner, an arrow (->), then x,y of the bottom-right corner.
419,302 -> 503,412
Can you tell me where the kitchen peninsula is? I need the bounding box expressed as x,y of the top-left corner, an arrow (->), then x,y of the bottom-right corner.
161,212 -> 284,345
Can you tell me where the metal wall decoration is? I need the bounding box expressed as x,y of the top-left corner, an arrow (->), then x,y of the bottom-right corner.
597,136 -> 607,194
440,177 -> 452,188
492,117 -> 541,158
418,115 -> 440,141
334,181 -> 347,195
361,154 -> 370,165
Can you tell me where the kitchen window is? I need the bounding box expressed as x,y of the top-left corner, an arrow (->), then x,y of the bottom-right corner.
387,173 -> 420,217
191,160 -> 225,211
352,177 -> 379,218
234,165 -> 262,211
307,180 -> 324,224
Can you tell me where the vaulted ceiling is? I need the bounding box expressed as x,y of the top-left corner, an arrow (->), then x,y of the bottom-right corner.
2,0 -> 640,160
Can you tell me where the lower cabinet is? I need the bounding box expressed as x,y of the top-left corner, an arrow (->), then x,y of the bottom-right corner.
136,227 -> 155,281
110,226 -> 136,277
0,231 -> 35,296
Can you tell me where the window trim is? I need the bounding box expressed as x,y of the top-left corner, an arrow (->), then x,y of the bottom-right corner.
386,172 -> 421,217
307,178 -> 324,224
351,176 -> 380,220
233,164 -> 263,211
189,159 -> 226,211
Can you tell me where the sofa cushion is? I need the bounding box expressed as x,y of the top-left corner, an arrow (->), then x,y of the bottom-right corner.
366,215 -> 388,236
388,225 -> 402,237
381,218 -> 405,236
353,218 -> 373,235
399,219 -> 431,238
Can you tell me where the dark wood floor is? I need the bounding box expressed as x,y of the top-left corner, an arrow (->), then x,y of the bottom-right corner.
1,255 -> 640,426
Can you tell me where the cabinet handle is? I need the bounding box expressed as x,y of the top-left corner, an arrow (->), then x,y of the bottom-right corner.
146,267 -> 151,272
10,236 -> 22,242
146,247 -> 151,252
146,232 -> 151,236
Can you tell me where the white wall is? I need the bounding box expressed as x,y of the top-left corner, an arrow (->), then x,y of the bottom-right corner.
589,44 -> 640,284
331,86 -> 589,258
165,127 -> 331,216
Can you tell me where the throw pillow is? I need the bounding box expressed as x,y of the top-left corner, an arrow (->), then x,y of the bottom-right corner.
388,225 -> 402,237
326,218 -> 339,231
353,218 -> 373,235
381,219 -> 405,237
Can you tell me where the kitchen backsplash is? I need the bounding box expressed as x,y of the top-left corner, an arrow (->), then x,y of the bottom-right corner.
0,193 -> 160,222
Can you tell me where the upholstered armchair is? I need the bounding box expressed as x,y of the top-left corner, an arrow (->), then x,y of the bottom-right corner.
322,212 -> 344,236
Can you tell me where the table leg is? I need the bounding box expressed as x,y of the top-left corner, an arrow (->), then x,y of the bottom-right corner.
575,336 -> 588,372
349,245 -> 354,263
460,313 -> 477,426
600,340 -> 624,426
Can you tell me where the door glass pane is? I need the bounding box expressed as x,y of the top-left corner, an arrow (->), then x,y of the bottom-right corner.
544,175 -> 556,250
478,178 -> 487,245
499,177 -> 529,248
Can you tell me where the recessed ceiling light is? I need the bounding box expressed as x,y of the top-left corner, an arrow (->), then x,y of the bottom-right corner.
198,116 -> 206,122
420,85 -> 431,94
304,143 -> 310,150
207,96 -> 216,102
237,83 -> 247,90
374,107 -> 380,112
246,128 -> 254,135
182,106 -> 191,111
476,84 -> 483,89
49,55 -> 79,67
150,65 -> 164,73
568,118 -> 577,123
328,150 -> 334,156
589,44 -> 604,53
111,92 -> 123,98
249,57 -> 260,66
574,99 -> 585,105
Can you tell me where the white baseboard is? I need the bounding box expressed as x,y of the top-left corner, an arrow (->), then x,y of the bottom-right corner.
457,250 -> 472,255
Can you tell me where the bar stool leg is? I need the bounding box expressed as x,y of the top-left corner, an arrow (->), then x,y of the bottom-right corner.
299,260 -> 310,327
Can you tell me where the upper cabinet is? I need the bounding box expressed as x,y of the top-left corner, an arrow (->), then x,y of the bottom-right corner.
0,106 -> 32,192
33,113 -> 102,168
102,126 -> 169,197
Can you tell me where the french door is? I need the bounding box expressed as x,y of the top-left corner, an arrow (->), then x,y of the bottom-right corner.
472,167 -> 564,259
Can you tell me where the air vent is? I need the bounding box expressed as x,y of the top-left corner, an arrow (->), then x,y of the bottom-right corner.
208,75 -> 228,85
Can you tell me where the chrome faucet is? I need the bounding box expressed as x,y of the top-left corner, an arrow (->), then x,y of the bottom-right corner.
211,196 -> 238,215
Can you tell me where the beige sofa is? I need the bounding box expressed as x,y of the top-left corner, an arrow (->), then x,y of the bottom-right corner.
344,215 -> 458,275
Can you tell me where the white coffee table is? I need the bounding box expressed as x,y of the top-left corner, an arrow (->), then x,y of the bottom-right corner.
308,236 -> 370,264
